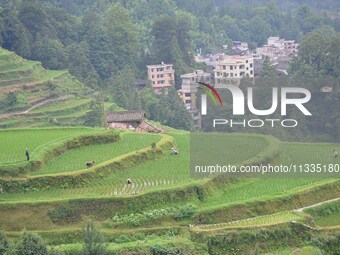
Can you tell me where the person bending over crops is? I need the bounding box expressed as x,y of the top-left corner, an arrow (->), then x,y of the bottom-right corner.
171,147 -> 178,155
86,161 -> 95,167
334,149 -> 339,158
127,178 -> 132,185
25,148 -> 30,161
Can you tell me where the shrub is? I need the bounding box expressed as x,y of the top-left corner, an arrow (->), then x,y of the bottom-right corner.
16,232 -> 48,255
0,231 -> 9,254
173,204 -> 196,221
48,205 -> 79,223
82,221 -> 107,255
150,244 -> 178,255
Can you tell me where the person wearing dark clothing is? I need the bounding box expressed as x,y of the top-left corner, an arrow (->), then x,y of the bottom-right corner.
25,148 -> 30,161
334,149 -> 339,158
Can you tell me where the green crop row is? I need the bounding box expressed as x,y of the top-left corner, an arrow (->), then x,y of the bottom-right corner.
0,128 -> 114,176
0,133 -> 174,192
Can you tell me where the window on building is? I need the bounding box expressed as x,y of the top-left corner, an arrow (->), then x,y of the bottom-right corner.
250,70 -> 253,75
192,77 -> 195,81
246,67 -> 249,70
246,60 -> 248,63
185,100 -> 192,104
185,93 -> 191,97
230,73 -> 234,77
152,75 -> 154,78
152,81 -> 155,84
151,68 -> 154,72
250,63 -> 253,67
166,66 -> 171,70
230,66 -> 233,70
223,65 -> 226,70
168,74 -> 172,78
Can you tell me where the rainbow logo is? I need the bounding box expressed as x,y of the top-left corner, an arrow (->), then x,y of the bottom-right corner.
197,82 -> 223,106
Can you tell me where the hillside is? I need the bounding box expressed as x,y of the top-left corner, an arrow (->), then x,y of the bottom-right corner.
0,47 -> 93,127
0,127 -> 339,254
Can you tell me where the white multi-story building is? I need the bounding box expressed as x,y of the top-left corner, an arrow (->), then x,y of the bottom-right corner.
214,55 -> 254,87
177,70 -> 211,130
178,70 -> 211,110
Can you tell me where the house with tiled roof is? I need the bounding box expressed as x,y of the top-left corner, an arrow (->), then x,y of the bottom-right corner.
106,111 -> 164,133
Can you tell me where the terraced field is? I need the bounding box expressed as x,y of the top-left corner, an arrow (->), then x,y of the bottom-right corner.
0,127 -> 339,255
31,132 -> 161,175
192,211 -> 305,231
0,127 -> 105,164
0,47 -> 91,127
305,199 -> 340,227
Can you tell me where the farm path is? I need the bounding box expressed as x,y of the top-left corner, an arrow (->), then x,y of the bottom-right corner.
0,95 -> 72,120
294,197 -> 340,212
190,196 -> 340,230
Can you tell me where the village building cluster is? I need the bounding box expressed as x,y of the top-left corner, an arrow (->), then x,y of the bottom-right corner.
107,36 -> 300,132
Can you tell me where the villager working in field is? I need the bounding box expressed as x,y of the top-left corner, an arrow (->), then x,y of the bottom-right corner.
86,161 -> 95,167
171,147 -> 178,155
333,149 -> 339,158
25,148 -> 30,161
127,178 -> 132,185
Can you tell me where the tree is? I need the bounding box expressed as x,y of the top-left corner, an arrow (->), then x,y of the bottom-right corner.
298,27 -> 340,78
82,221 -> 106,255
84,100 -> 104,127
108,66 -> 137,110
2,8 -> 33,57
66,43 -> 100,88
32,33 -> 67,70
103,3 -> 139,72
16,232 -> 48,255
169,36 -> 186,88
248,16 -> 272,46
18,0 -> 51,39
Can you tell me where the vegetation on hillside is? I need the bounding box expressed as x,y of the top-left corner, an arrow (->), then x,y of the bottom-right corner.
0,0 -> 339,131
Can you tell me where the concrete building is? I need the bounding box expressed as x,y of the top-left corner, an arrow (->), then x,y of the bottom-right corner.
256,36 -> 299,59
231,41 -> 249,55
194,51 -> 225,70
177,70 -> 211,130
178,70 -> 211,110
283,40 -> 299,54
147,62 -> 175,93
214,55 -> 254,87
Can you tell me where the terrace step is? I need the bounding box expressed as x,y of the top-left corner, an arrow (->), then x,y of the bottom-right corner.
107,178 -> 178,196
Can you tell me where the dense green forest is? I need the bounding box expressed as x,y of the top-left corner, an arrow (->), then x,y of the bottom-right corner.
0,0 -> 339,134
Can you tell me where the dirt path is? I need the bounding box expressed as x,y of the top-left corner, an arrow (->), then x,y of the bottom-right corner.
294,197 -> 340,212
191,196 -> 340,229
0,96 -> 71,120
